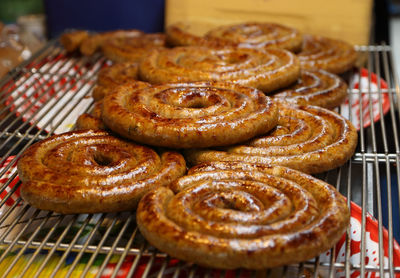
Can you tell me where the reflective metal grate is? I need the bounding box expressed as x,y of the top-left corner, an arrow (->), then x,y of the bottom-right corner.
0,40 -> 399,277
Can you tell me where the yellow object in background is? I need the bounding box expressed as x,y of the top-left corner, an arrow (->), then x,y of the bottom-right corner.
165,0 -> 373,46
0,252 -> 100,278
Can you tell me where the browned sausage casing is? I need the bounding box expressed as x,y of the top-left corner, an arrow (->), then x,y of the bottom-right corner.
298,34 -> 357,74
136,161 -> 350,269
186,103 -> 358,174
101,81 -> 279,149
166,22 -> 303,52
17,130 -> 186,214
273,69 -> 348,109
102,33 -> 166,63
139,46 -> 300,93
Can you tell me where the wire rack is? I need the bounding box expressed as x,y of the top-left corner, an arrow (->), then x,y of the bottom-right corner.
0,40 -> 399,278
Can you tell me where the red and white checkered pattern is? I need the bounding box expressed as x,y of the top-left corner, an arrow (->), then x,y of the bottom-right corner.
3,53 -> 104,134
0,156 -> 20,207
341,68 -> 390,130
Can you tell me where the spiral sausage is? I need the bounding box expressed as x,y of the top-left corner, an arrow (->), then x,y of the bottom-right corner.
102,33 -> 166,63
205,22 -> 303,52
80,29 -> 144,56
75,101 -> 106,130
298,34 -> 357,74
17,130 -> 186,214
60,30 -> 89,52
273,69 -> 348,109
139,46 -> 300,93
92,62 -> 149,101
166,22 -> 303,52
185,103 -> 358,173
136,161 -> 350,269
101,81 -> 278,148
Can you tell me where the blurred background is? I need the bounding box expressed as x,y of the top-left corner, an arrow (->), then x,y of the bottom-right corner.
0,0 -> 398,79
0,0 -> 398,71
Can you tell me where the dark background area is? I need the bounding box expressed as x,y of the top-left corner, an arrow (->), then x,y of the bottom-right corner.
0,0 -> 398,41
44,0 -> 165,37
373,0 -> 391,43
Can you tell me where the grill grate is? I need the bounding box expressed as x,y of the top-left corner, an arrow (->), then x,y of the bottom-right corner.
0,40 -> 399,277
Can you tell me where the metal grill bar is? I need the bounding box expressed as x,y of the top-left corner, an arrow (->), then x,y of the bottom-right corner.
109,224 -> 139,278
0,42 -> 399,277
384,46 -> 400,278
357,65 -> 368,278
95,213 -> 134,277
372,47 -> 385,278
344,75 -> 355,278
33,214 -> 80,278
19,213 -> 65,277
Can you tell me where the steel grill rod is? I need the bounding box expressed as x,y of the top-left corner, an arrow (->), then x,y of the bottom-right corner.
79,214 -> 118,277
0,58 -> 102,183
353,153 -> 398,162
384,44 -> 400,278
0,51 -> 101,172
365,52 -> 375,216
0,173 -> 19,209
65,213 -> 107,278
377,46 -> 394,277
109,224 -> 139,278
355,45 -> 392,52
0,49 -> 75,147
313,255 -> 321,278
344,58 -> 356,278
0,213 -> 61,233
0,208 -> 41,264
124,243 -> 147,278
316,169 -> 335,277
32,214 -> 80,278
48,214 -> 95,277
296,263 -> 303,278
141,250 -> 157,278
356,59 -> 368,278
0,198 -> 23,232
330,167 -> 344,278
1,229 -> 148,256
0,203 -> 31,244
0,47 -> 81,132
368,45 -> 385,278
156,256 -> 170,278
348,61 -> 365,277
313,261 -> 400,273
43,78 -> 94,134
13,52 -> 98,134
95,213 -> 134,278
385,132 -> 395,278
18,213 -> 66,277
0,48 -> 101,143
188,264 -> 197,278
172,261 -> 185,278
0,40 -> 58,90
1,210 -> 53,276
345,161 -> 353,278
